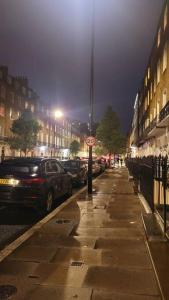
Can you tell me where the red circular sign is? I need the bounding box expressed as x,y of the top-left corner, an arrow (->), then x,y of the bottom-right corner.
85,136 -> 96,147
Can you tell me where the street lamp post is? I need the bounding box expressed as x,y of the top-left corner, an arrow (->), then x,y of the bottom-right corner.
88,0 -> 95,194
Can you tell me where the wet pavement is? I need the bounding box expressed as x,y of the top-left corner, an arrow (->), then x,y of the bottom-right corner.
0,168 -> 163,299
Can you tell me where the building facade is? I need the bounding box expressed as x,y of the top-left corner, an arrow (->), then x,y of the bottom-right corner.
0,66 -> 81,158
130,1 -> 169,157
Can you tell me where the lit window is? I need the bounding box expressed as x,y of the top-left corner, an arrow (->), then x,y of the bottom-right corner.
147,91 -> 150,105
164,6 -> 168,30
22,86 -> 26,95
10,108 -> 15,120
31,104 -> 34,112
147,68 -> 150,79
157,28 -> 161,47
25,101 -> 28,109
145,76 -> 147,86
0,103 -> 5,117
163,43 -> 167,72
157,61 -> 161,84
163,89 -> 167,107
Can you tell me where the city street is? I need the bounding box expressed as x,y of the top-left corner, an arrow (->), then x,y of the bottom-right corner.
0,1 -> 169,299
0,167 -> 167,300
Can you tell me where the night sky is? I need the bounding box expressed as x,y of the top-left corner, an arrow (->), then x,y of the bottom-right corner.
0,0 -> 164,132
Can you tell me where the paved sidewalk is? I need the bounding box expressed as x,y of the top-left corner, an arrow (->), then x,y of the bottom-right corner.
0,168 -> 162,299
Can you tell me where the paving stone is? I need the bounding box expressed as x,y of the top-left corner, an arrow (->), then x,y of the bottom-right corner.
77,219 -> 142,229
92,290 -> 161,300
0,260 -> 38,276
30,263 -> 88,287
7,245 -> 58,262
95,238 -> 147,252
51,247 -> 151,269
25,233 -> 96,249
39,222 -> 74,236
101,249 -> 151,269
73,227 -> 144,239
52,248 -> 102,265
23,286 -> 92,300
83,266 -> 159,296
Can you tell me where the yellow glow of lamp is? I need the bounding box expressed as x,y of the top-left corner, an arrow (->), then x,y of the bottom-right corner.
55,110 -> 63,118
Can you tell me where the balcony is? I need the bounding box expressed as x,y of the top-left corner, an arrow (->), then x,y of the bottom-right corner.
0,135 -> 8,143
159,101 -> 169,122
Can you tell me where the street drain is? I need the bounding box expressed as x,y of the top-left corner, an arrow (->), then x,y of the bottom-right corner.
0,285 -> 17,299
94,205 -> 106,209
55,219 -> 71,224
71,261 -> 84,267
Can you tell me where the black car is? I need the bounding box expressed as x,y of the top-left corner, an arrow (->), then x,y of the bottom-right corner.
61,159 -> 87,186
0,158 -> 72,212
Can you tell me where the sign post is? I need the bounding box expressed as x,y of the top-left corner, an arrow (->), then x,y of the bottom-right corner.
86,136 -> 96,194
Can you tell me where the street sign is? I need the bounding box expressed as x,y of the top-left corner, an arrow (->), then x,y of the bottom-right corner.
85,136 -> 96,147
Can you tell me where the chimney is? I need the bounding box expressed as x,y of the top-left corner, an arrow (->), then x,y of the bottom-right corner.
15,76 -> 28,87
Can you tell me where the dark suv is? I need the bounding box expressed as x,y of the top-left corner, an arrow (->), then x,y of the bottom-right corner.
0,158 -> 72,212
61,159 -> 87,186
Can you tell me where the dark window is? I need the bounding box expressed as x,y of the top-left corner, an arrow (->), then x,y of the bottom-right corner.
0,164 -> 39,174
62,160 -> 79,168
45,161 -> 59,173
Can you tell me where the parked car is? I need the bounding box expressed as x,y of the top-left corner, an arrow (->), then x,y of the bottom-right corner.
61,159 -> 87,186
97,158 -> 106,173
0,157 -> 72,212
92,160 -> 101,175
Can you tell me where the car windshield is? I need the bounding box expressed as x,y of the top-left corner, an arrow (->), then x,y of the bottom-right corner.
0,163 -> 39,174
61,161 -> 79,168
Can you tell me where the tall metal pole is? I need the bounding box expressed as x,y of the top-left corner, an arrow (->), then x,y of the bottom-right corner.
88,0 -> 95,194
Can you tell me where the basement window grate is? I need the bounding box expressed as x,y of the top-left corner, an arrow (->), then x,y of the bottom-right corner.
94,205 -> 106,209
71,261 -> 84,267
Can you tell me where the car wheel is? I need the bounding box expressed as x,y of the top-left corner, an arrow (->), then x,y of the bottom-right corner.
45,190 -> 53,212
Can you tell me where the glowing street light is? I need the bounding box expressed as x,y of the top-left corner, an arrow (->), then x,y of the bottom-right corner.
55,110 -> 63,119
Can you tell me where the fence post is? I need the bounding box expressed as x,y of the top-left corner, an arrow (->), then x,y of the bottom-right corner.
162,156 -> 167,235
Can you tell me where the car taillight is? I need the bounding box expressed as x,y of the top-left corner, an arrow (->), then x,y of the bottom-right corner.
21,178 -> 46,185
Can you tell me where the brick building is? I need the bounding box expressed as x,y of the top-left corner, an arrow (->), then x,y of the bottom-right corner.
130,1 -> 169,157
0,66 -> 81,158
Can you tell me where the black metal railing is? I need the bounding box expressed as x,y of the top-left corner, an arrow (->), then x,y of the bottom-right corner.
149,117 -> 157,132
126,155 -> 169,234
159,101 -> 169,122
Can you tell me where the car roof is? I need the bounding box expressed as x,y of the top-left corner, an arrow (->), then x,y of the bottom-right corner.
61,159 -> 80,162
1,157 -> 58,165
